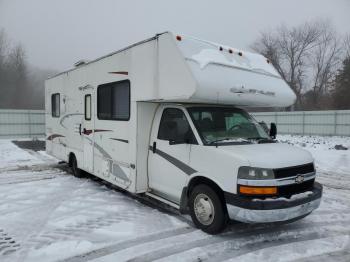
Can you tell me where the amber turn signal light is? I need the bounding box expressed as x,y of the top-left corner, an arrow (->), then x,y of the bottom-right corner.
239,186 -> 277,195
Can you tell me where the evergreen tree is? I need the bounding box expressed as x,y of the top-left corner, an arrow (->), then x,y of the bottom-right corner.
332,58 -> 350,109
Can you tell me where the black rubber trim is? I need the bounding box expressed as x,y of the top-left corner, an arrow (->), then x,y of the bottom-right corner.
224,182 -> 322,210
149,146 -> 197,175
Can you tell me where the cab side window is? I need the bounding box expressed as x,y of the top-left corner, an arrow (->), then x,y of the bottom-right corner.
158,108 -> 197,144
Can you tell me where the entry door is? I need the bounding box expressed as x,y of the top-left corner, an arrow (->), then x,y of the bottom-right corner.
82,94 -> 94,172
148,108 -> 197,204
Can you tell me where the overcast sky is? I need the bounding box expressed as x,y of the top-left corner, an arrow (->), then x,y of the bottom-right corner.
0,0 -> 349,71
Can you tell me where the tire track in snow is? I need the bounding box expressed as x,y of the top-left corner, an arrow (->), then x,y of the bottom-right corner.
160,230 -> 350,262
296,249 -> 350,262
0,229 -> 20,257
61,226 -> 195,262
211,231 -> 350,262
221,234 -> 350,262
9,178 -> 94,262
125,219 -> 350,262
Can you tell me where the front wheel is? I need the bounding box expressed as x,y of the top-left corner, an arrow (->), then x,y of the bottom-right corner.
189,184 -> 227,234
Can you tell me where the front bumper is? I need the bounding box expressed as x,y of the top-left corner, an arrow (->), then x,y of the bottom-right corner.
225,182 -> 323,223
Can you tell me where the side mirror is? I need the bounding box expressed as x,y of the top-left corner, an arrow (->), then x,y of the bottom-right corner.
269,122 -> 277,139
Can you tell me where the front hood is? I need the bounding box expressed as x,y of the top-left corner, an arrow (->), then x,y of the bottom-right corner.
219,143 -> 314,169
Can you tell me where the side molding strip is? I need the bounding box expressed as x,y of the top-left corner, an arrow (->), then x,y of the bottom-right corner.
149,146 -> 197,176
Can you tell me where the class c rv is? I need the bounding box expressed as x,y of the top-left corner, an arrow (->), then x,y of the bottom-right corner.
45,32 -> 322,234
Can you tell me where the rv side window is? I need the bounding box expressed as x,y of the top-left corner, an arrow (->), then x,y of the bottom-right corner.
158,108 -> 197,144
85,95 -> 91,120
97,80 -> 130,121
51,93 -> 60,118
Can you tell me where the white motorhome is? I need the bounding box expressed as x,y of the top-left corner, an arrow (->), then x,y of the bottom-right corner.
45,32 -> 322,234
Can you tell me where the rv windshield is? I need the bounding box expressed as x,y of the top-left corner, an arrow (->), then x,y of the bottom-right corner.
187,107 -> 270,145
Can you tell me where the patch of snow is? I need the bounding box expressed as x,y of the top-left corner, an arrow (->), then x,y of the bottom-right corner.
278,134 -> 350,176
0,137 -> 349,261
26,240 -> 95,262
0,140 -> 44,169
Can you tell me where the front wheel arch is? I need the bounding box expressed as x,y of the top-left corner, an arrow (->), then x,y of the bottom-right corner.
185,176 -> 228,215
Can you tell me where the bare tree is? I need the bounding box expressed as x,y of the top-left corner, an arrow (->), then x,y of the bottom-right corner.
344,34 -> 350,59
308,23 -> 342,108
0,28 -> 56,109
251,21 -> 325,109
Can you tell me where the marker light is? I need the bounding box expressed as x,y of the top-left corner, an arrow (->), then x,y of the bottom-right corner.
176,35 -> 182,41
238,52 -> 243,56
219,46 -> 223,51
239,186 -> 277,195
229,49 -> 233,54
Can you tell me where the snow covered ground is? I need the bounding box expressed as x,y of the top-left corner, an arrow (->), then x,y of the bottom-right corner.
0,136 -> 349,262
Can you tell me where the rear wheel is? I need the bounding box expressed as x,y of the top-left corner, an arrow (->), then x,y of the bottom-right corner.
70,154 -> 84,178
189,184 -> 227,234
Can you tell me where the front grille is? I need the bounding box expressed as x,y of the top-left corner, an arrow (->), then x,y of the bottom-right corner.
274,163 -> 315,179
278,179 -> 315,198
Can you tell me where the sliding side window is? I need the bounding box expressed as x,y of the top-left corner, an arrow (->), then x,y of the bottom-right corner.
51,93 -> 60,118
97,80 -> 130,121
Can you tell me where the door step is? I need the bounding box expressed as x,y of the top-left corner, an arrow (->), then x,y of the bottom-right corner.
145,192 -> 180,209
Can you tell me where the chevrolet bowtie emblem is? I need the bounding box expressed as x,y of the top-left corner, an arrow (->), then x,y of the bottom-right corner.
295,175 -> 305,184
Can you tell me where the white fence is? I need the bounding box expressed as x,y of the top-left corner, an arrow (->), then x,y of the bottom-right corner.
0,109 -> 349,138
252,110 -> 350,136
0,109 -> 45,139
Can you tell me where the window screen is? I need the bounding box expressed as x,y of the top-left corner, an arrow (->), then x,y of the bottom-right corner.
85,94 -> 91,120
97,80 -> 130,121
51,93 -> 60,117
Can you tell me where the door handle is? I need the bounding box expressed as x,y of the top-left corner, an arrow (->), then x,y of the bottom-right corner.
152,142 -> 156,153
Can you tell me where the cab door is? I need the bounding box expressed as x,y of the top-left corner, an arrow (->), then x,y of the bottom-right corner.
148,107 -> 197,204
82,94 -> 94,172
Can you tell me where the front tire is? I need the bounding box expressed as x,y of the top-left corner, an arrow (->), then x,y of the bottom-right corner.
70,155 -> 84,178
189,184 -> 227,234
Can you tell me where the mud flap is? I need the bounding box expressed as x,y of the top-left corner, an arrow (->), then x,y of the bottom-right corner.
179,187 -> 189,214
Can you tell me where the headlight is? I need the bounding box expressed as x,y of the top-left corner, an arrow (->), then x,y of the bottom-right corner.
238,166 -> 274,180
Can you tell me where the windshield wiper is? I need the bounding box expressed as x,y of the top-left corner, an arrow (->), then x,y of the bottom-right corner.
247,137 -> 276,143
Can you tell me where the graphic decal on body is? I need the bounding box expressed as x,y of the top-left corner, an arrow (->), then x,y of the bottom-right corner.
149,146 -> 197,175
59,113 -> 84,129
47,134 -> 65,141
110,138 -> 129,143
84,137 -> 131,182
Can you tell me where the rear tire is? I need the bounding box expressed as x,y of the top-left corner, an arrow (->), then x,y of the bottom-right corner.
70,155 -> 84,178
189,184 -> 227,234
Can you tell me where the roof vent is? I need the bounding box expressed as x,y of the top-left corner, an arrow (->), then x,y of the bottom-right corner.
74,60 -> 89,67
